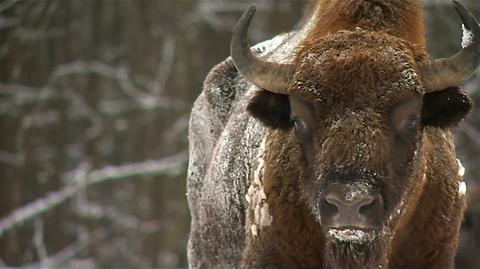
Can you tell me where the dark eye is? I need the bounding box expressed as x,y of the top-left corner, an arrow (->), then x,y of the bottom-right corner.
292,118 -> 305,133
403,115 -> 419,131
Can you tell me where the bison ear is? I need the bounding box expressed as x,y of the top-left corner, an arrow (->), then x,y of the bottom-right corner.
421,87 -> 473,129
247,90 -> 293,129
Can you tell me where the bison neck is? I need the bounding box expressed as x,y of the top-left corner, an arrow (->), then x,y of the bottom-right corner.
241,130 -> 325,268
305,0 -> 425,48
390,129 -> 466,268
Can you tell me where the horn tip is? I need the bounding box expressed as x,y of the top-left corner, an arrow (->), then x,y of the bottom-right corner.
452,0 -> 463,9
452,0 -> 466,18
452,0 -> 479,31
236,5 -> 256,29
245,5 -> 256,18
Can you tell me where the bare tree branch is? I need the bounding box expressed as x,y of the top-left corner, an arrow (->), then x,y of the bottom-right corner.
164,114 -> 189,142
33,219 -> 49,269
0,60 -> 185,117
48,61 -> 184,110
191,1 -> 263,31
12,228 -> 110,269
0,16 -> 19,29
0,82 -> 55,114
0,151 -> 187,238
0,150 -> 25,166
0,0 -> 21,14
154,33 -> 176,95
73,191 -> 161,233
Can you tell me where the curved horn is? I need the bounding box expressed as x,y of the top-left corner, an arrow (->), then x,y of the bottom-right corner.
419,0 -> 480,93
230,5 -> 294,94
419,0 -> 480,92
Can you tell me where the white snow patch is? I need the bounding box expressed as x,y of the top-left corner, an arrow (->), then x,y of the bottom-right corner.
459,181 -> 467,196
457,158 -> 465,177
462,24 -> 474,48
246,137 -> 272,237
254,34 -> 285,50
250,224 -> 258,237
345,189 -> 363,202
258,203 -> 272,227
260,188 -> 267,200
344,182 -> 372,203
387,200 -> 405,224
328,228 -> 374,243
421,172 -> 426,182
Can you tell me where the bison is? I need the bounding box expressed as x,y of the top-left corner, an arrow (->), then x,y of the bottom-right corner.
187,0 -> 479,268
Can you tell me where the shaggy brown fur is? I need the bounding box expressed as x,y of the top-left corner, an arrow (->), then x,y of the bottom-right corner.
188,0 -> 472,268
243,1 -> 470,268
303,0 -> 426,56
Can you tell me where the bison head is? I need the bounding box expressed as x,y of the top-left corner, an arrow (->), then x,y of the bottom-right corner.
231,1 -> 477,268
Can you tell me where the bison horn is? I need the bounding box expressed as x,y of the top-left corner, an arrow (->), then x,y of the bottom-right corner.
419,0 -> 480,93
230,5 -> 295,95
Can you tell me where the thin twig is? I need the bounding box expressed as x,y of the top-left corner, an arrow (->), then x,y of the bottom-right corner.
0,0 -> 21,13
0,151 -> 187,238
48,61 -> 184,109
154,33 -> 176,95
33,219 -> 49,269
14,228 -> 110,269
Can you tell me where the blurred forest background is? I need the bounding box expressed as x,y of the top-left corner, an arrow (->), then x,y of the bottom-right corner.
0,0 -> 479,268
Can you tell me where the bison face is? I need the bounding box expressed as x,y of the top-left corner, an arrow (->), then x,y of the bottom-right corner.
286,33 -> 429,268
231,3 -> 477,268
289,30 -> 425,227
249,36 -> 470,267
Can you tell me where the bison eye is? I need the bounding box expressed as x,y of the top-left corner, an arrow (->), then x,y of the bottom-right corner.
396,115 -> 420,140
292,117 -> 311,140
390,95 -> 422,139
292,118 -> 307,135
403,115 -> 419,131
291,116 -> 314,162
289,96 -> 315,145
292,117 -> 304,131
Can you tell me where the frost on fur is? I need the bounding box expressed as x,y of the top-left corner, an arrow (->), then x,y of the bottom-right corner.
458,181 -> 467,196
457,158 -> 465,177
327,228 -> 376,243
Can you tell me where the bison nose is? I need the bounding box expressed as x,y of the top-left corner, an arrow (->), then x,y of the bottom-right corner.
319,190 -> 383,229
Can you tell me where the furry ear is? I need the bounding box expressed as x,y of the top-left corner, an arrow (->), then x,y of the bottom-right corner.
421,87 -> 473,129
246,90 -> 292,129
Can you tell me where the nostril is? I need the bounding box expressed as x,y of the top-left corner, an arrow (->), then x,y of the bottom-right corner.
320,189 -> 384,228
322,196 -> 340,219
357,195 -> 384,226
359,199 -> 375,217
325,196 -> 339,207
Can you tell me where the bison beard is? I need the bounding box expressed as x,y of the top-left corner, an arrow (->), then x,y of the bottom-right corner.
323,231 -> 387,269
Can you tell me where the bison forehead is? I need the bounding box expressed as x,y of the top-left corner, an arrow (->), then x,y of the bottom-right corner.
314,110 -> 391,173
291,29 -> 423,107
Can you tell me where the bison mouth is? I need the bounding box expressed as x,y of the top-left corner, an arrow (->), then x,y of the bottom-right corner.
324,228 -> 387,269
327,227 -> 377,243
